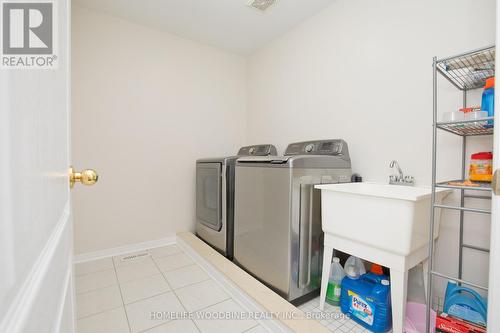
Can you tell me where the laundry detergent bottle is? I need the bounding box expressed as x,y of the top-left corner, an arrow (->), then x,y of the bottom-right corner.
340,268 -> 392,333
481,77 -> 494,125
326,257 -> 345,306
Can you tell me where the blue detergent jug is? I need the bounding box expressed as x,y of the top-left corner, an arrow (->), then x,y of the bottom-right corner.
443,281 -> 487,327
481,77 -> 494,125
340,271 -> 392,333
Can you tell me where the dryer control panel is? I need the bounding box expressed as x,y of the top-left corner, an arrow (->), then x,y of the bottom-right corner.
284,140 -> 347,156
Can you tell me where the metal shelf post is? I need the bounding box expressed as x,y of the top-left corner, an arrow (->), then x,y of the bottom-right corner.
458,90 -> 467,281
425,56 -> 438,333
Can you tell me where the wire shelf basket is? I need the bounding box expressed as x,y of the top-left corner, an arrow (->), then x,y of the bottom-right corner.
437,46 -> 495,90
436,117 -> 494,136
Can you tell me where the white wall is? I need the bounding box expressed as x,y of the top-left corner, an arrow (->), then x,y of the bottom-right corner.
71,6 -> 247,254
246,0 -> 495,297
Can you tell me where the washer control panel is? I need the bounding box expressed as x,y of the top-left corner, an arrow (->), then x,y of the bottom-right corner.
284,140 -> 346,156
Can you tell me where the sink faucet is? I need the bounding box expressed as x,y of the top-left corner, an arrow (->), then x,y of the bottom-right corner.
389,160 -> 415,186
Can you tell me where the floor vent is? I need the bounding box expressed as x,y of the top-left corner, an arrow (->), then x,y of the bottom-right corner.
119,251 -> 150,262
247,0 -> 278,12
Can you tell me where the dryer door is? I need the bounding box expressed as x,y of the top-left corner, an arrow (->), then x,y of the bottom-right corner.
196,163 -> 222,231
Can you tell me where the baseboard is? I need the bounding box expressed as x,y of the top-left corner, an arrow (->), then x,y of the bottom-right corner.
73,235 -> 176,263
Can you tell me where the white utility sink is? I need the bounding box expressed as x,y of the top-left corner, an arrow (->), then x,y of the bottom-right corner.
315,182 -> 450,256
316,182 -> 451,332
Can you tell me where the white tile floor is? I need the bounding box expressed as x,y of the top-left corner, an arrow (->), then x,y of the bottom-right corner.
75,244 -> 267,333
75,245 -> 373,333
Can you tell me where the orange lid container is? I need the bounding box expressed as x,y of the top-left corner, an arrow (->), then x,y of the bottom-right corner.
484,77 -> 495,89
469,152 -> 493,182
370,264 -> 384,275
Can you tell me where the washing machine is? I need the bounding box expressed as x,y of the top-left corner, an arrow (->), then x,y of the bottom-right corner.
196,144 -> 277,259
233,140 -> 352,303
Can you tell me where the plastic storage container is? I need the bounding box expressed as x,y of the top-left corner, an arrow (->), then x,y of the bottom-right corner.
443,280 -> 487,327
465,110 -> 488,121
481,77 -> 494,124
469,152 -> 493,182
340,273 -> 392,333
326,257 -> 345,306
442,111 -> 465,123
405,302 -> 436,333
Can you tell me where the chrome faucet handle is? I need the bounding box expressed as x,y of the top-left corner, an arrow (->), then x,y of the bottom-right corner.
404,175 -> 415,184
389,175 -> 399,183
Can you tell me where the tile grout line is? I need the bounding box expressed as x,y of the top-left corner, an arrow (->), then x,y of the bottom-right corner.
75,266 -> 116,278
149,250 -> 203,333
173,278 -> 230,296
112,256 -> 133,333
240,321 -> 261,333
240,323 -> 261,333
190,297 -> 233,313
115,255 -> 199,285
135,319 -> 175,333
156,261 -> 198,274
76,304 -> 124,321
75,280 -> 119,296
75,268 -> 118,293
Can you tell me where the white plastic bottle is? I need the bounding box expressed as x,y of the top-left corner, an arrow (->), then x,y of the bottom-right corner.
326,257 -> 345,306
344,256 -> 366,276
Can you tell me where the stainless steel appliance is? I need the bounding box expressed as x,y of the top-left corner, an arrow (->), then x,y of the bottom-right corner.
196,145 -> 277,259
233,140 -> 352,303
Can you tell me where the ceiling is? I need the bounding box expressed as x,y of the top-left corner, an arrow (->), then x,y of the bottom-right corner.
73,0 -> 335,55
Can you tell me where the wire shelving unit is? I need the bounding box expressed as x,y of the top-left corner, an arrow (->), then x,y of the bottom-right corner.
426,45 -> 494,332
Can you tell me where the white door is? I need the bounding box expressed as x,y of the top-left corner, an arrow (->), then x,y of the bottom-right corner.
0,0 -> 75,331
488,5 -> 500,329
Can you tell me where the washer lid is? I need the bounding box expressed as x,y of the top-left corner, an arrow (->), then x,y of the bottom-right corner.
197,156 -> 236,164
236,155 -> 350,169
197,144 -> 277,164
237,156 -> 291,164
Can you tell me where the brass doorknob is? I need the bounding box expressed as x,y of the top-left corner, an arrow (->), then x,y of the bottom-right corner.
69,166 -> 98,188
